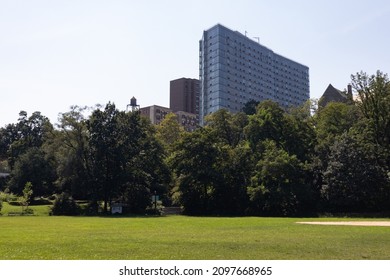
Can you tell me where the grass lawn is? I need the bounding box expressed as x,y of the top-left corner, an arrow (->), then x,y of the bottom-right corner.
1,202 -> 51,216
0,215 -> 389,260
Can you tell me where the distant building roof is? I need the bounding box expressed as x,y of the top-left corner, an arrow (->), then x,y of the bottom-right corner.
318,84 -> 352,108
0,172 -> 10,178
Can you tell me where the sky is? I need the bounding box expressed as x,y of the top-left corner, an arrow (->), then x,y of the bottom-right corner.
1,0 -> 390,127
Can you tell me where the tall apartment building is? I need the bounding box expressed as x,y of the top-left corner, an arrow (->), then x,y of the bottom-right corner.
199,24 -> 310,125
170,78 -> 199,115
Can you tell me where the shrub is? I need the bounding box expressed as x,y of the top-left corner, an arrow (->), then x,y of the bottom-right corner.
51,192 -> 80,216
0,199 -> 2,213
0,190 -> 18,203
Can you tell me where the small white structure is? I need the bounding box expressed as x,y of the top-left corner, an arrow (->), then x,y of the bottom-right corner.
111,203 -> 123,214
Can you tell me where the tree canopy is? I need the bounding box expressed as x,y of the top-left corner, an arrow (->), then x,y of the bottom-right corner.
1,70 -> 389,216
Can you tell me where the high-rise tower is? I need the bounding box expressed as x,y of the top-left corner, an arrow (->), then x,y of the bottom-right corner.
199,24 -> 310,125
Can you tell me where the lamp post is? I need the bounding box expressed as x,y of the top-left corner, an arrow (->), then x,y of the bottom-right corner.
154,190 -> 157,212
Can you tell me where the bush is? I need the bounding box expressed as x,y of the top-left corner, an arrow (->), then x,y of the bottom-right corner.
51,192 -> 80,216
22,208 -> 34,215
0,199 -> 2,212
0,190 -> 18,203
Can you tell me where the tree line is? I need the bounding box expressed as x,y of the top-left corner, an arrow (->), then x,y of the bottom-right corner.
1,71 -> 389,216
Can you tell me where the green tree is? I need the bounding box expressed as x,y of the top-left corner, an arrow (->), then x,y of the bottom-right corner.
119,114 -> 170,212
169,129 -> 220,215
51,192 -> 80,216
20,181 -> 33,213
245,100 -> 315,162
50,106 -> 93,199
87,104 -> 169,214
242,99 -> 260,115
212,143 -> 252,215
351,70 -> 390,149
315,102 -> 360,141
322,132 -> 390,212
156,112 -> 184,154
8,147 -> 56,196
205,109 -> 248,147
248,140 -> 314,216
7,111 -> 53,169
88,103 -> 123,212
0,124 -> 18,161
245,100 -> 287,151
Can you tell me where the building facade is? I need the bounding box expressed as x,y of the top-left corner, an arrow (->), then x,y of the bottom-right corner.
175,111 -> 198,132
140,105 -> 172,125
140,105 -> 197,131
199,24 -> 310,125
170,78 -> 199,116
318,84 -> 352,108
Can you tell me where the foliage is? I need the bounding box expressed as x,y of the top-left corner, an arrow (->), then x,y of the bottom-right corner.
248,140 -> 314,216
244,100 -> 315,162
321,133 -> 390,212
2,71 -> 390,216
51,192 -> 80,216
121,182 -> 151,214
205,109 -> 248,147
242,99 -> 260,115
20,181 -> 33,213
88,103 -> 123,212
0,111 -> 53,169
169,129 -> 220,215
351,70 -> 390,149
53,105 -> 94,199
7,147 -> 56,196
156,112 -> 184,154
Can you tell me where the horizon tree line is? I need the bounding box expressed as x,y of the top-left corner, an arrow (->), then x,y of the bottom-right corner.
0,70 -> 389,216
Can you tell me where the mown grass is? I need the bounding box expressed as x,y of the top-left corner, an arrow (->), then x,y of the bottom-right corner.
0,215 -> 389,260
1,202 -> 51,216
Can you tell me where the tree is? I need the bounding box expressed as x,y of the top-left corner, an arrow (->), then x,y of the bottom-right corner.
248,140 -> 314,216
156,112 -> 184,154
87,104 -> 169,214
315,102 -> 360,141
169,129 -> 221,215
119,114 -> 170,213
321,132 -> 390,213
51,192 -> 80,216
20,182 -> 33,213
245,100 -> 287,151
7,147 -> 56,196
245,100 -> 315,162
88,103 -> 122,212
211,143 -> 252,215
242,99 -> 260,115
0,124 -> 19,161
53,106 -> 94,199
7,111 -> 53,169
205,109 -> 248,147
351,71 -> 390,149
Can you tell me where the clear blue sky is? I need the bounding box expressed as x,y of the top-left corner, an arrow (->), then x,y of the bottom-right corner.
1,0 -> 389,126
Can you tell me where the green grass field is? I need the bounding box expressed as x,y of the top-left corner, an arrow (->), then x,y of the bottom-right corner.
1,201 -> 51,216
1,212 -> 389,260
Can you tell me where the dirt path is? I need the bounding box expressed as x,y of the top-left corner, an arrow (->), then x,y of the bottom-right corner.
296,221 -> 390,227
